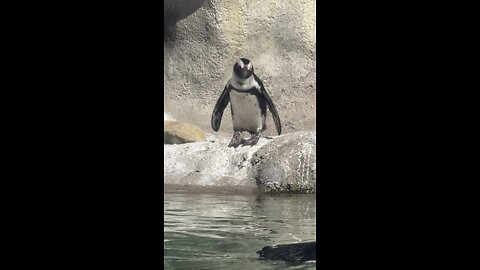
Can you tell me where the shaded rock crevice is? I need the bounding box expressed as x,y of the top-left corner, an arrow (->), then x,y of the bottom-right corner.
164,0 -> 206,41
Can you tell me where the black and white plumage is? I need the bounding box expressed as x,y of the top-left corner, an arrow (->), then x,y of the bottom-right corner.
211,58 -> 281,148
257,241 -> 316,263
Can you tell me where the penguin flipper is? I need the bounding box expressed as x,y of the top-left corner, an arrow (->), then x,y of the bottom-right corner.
260,84 -> 282,135
211,85 -> 231,132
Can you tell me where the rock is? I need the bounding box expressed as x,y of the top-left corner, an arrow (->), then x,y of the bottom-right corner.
164,121 -> 207,144
164,0 -> 316,135
164,0 -> 206,40
164,136 -> 268,193
252,132 -> 316,193
164,131 -> 316,193
164,112 -> 175,121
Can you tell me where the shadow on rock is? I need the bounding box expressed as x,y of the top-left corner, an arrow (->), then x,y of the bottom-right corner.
164,0 -> 206,41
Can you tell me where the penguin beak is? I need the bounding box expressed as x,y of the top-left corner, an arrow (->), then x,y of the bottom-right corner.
238,68 -> 249,79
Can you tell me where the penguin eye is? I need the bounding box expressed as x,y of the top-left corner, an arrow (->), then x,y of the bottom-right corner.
247,63 -> 252,70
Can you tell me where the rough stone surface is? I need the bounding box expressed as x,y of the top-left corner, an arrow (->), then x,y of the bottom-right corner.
252,132 -> 316,193
164,0 -> 206,39
164,131 -> 316,193
164,121 -> 207,144
164,0 -> 316,138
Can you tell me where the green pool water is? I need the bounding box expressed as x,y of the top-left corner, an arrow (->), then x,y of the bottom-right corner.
164,192 -> 316,269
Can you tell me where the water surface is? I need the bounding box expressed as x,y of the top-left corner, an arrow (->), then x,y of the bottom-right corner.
164,192 -> 316,269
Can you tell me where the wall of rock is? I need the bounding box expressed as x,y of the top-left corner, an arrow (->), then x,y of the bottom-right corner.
164,0 -> 316,137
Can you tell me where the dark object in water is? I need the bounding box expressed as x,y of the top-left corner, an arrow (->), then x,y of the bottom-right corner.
257,241 -> 316,262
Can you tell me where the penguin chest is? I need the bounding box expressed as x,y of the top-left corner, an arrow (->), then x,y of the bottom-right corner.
229,90 -> 264,132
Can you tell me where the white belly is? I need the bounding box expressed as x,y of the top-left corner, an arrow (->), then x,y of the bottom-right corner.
229,90 -> 264,132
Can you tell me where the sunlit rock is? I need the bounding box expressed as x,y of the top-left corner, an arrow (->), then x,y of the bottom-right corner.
164,131 -> 316,193
164,121 -> 207,144
252,132 -> 316,193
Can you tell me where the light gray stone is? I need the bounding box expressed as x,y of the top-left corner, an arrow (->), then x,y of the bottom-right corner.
164,131 -> 316,193
251,132 -> 316,193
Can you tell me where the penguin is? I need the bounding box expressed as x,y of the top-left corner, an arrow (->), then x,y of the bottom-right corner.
257,241 -> 316,263
211,58 -> 281,148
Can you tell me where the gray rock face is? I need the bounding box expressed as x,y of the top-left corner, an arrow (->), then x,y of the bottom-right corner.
164,0 -> 316,136
164,131 -> 316,193
251,132 -> 316,193
164,0 -> 206,39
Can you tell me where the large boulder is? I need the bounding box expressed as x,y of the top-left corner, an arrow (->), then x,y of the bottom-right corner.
164,131 -> 316,193
251,132 -> 316,193
164,0 -> 316,136
164,121 -> 207,144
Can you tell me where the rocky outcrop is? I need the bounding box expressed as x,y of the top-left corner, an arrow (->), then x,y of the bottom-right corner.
164,131 -> 316,193
252,132 -> 316,193
164,121 -> 207,144
164,0 -> 316,136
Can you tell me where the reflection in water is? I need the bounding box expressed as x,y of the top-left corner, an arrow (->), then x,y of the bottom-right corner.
164,192 -> 316,270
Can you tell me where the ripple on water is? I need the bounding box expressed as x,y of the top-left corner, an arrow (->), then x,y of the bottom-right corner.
164,192 -> 316,270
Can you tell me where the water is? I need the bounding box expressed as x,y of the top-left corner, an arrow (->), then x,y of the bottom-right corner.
164,192 -> 316,269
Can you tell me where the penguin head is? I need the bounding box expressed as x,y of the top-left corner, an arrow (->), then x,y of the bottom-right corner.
233,58 -> 254,80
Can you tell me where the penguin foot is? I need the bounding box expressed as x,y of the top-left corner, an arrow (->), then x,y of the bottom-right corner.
228,131 -> 243,148
242,135 -> 260,147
